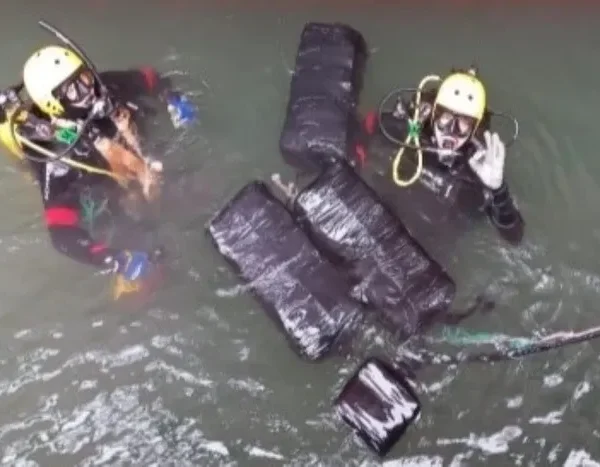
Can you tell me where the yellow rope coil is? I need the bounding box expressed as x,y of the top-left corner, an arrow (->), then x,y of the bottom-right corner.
391,74 -> 441,187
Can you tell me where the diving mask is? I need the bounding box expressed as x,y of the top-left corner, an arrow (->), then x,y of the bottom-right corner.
433,106 -> 477,152
56,68 -> 97,109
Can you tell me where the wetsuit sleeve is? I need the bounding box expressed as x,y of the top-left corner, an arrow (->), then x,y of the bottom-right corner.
21,142 -> 120,268
100,68 -> 172,101
486,182 -> 525,245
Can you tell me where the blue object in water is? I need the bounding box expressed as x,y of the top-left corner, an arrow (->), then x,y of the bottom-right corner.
166,92 -> 198,128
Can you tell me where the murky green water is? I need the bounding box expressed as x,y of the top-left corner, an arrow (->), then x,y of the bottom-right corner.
0,2 -> 600,465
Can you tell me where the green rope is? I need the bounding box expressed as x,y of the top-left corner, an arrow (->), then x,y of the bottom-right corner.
79,191 -> 114,244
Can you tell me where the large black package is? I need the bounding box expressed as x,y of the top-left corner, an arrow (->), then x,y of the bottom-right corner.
279,22 -> 368,173
207,181 -> 361,361
291,162 -> 456,338
333,357 -> 421,457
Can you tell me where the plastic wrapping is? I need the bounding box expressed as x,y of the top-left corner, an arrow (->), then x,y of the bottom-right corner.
279,22 -> 367,172
333,357 -> 421,457
207,181 -> 361,361
292,162 -> 456,337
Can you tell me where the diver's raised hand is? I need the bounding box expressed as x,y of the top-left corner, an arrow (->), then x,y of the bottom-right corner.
469,131 -> 506,190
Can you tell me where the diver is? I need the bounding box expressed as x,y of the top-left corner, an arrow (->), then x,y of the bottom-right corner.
0,23 -> 187,292
354,68 -> 525,246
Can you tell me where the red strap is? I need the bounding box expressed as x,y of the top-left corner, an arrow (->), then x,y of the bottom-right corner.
354,143 -> 367,168
89,243 -> 107,254
139,66 -> 158,91
364,110 -> 377,136
45,207 -> 79,227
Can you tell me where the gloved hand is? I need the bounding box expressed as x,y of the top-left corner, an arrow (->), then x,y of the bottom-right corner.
468,131 -> 506,190
165,92 -> 198,129
112,250 -> 154,281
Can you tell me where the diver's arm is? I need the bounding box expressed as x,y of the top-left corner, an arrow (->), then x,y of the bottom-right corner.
485,183 -> 525,245
45,215 -> 118,268
43,192 -> 119,268
468,131 -> 524,245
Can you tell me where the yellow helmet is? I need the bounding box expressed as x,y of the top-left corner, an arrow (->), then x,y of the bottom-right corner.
434,71 -> 486,121
23,45 -> 84,116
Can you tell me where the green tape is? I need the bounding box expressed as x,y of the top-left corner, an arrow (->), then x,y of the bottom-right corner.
79,192 -> 110,236
54,128 -> 78,145
408,119 -> 421,139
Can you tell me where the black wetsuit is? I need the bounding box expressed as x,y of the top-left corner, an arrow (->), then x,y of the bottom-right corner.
15,68 -> 171,268
357,98 -> 525,246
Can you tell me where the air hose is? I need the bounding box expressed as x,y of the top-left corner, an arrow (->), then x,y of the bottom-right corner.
7,101 -> 126,186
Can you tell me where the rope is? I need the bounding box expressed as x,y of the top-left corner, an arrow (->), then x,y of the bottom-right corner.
399,324 -> 600,368
391,74 -> 440,187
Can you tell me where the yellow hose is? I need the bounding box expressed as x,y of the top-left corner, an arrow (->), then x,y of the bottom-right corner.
4,98 -> 132,188
391,74 -> 441,187
14,129 -> 128,187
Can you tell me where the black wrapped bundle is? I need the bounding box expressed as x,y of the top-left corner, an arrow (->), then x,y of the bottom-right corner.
292,162 -> 456,337
279,22 -> 368,172
333,357 -> 421,457
207,181 -> 361,361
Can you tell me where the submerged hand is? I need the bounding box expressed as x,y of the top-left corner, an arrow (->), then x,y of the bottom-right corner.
469,131 -> 506,190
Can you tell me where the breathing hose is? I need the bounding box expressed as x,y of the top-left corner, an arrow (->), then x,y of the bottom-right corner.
38,20 -> 109,98
8,101 -> 126,185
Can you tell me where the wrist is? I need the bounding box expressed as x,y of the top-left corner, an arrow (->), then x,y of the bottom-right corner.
489,182 -> 513,210
491,181 -> 508,195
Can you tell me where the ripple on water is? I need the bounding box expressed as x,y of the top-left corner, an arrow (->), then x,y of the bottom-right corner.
436,425 -> 523,455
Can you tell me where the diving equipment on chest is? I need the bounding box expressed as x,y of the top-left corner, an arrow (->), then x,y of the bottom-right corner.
417,165 -> 453,199
43,159 -> 73,200
53,122 -> 96,157
45,160 -> 70,178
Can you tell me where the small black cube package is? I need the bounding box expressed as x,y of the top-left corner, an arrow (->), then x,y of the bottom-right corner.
279,22 -> 368,172
207,181 -> 361,361
333,357 -> 421,457
291,162 -> 456,338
